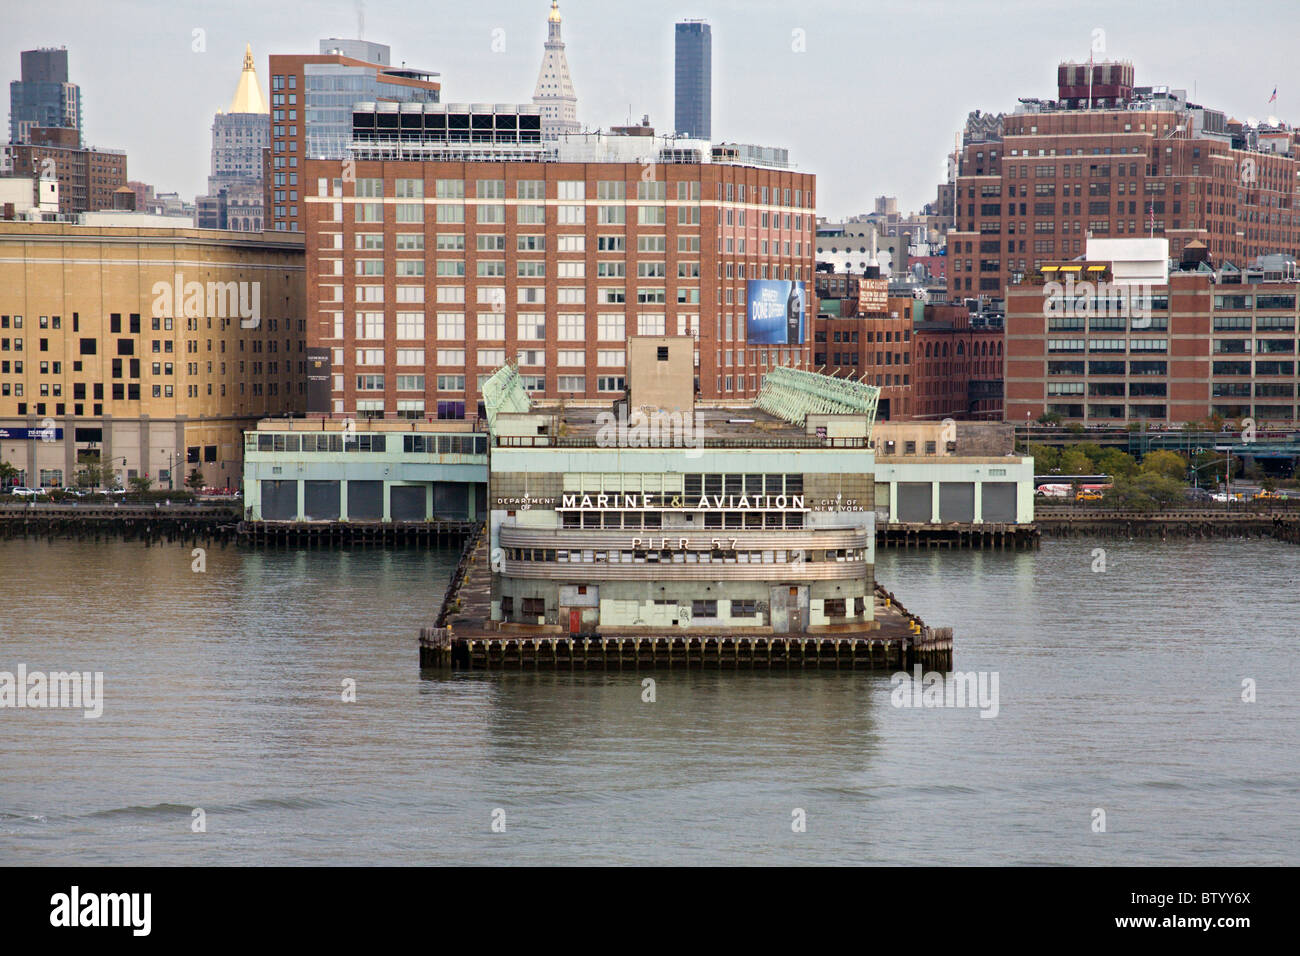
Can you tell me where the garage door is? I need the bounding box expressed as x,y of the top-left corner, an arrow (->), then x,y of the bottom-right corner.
434,482 -> 469,519
347,480 -> 383,520
896,483 -> 931,523
261,479 -> 297,520
981,482 -> 1017,523
303,480 -> 341,520
390,485 -> 426,522
939,482 -> 975,523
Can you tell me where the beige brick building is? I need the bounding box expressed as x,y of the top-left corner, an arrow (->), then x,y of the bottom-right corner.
0,223 -> 305,490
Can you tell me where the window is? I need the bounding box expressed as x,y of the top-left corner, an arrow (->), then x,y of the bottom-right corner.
557,375 -> 585,392
598,314 -> 625,341
557,350 -> 585,367
477,313 -> 505,340
437,313 -> 465,340
356,313 -> 384,339
517,314 -> 546,340
692,600 -> 718,619
394,204 -> 423,223
638,314 -> 666,335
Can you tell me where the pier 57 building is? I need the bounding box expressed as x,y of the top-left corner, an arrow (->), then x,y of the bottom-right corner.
483,338 -> 878,636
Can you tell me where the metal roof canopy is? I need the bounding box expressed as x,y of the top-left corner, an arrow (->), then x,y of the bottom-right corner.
755,366 -> 879,435
481,363 -> 532,434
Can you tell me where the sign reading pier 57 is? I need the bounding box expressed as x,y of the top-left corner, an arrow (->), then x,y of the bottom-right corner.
560,492 -> 807,511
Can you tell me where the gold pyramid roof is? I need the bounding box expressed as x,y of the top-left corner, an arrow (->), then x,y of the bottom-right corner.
228,44 -> 268,114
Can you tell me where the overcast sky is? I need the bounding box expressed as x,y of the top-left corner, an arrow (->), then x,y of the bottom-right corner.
5,0 -> 1299,218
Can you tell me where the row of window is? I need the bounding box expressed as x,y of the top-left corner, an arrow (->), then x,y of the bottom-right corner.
559,512 -> 808,531
352,347 -> 629,368
504,547 -> 865,565
335,202 -> 781,229
1047,339 -> 1170,353
340,177 -> 810,208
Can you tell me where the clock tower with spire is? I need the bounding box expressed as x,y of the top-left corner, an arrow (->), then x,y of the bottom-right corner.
532,1 -> 580,140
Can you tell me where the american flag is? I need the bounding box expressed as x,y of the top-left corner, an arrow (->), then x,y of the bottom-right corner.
1269,87 -> 1278,104
1148,202 -> 1156,233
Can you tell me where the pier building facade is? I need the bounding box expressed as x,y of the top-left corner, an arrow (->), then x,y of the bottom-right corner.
483,341 -> 878,635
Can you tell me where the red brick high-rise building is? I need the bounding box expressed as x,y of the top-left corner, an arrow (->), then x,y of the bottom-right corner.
1005,253 -> 1300,426
2,127 -> 126,215
265,39 -> 440,234
948,61 -> 1300,303
302,113 -> 814,417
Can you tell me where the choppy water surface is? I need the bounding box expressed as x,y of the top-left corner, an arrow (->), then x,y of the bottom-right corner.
0,537 -> 1296,865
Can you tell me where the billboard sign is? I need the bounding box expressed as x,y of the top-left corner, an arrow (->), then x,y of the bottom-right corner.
0,427 -> 63,441
306,347 -> 332,414
858,278 -> 888,315
746,279 -> 805,345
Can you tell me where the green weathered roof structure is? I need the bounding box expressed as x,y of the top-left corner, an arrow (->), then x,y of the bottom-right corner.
481,363 -> 531,434
755,366 -> 879,436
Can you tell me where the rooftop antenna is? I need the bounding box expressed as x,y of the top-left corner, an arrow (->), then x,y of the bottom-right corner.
357,0 -> 366,39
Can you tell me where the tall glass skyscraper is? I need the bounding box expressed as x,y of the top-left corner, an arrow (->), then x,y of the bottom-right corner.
9,48 -> 82,145
674,20 -> 711,140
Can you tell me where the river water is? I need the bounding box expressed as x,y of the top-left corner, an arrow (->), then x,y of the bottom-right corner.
0,536 -> 1296,865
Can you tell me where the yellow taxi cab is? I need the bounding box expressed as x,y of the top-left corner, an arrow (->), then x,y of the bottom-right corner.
1075,490 -> 1104,502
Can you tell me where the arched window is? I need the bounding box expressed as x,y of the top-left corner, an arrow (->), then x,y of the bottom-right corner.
956,342 -> 965,356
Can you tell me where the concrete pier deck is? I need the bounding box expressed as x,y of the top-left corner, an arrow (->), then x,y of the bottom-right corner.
420,524 -> 953,671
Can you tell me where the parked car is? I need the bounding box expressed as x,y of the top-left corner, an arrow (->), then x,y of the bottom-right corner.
10,486 -> 45,498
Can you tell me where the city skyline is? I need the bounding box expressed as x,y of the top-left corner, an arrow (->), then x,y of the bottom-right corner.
5,0 -> 1299,218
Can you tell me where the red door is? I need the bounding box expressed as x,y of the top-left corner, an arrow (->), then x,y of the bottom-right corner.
569,609 -> 580,635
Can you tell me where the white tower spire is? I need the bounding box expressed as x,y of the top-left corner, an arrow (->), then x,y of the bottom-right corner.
532,1 -> 580,140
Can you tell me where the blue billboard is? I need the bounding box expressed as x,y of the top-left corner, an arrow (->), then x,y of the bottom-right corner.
0,427 -> 63,441
746,279 -> 806,345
